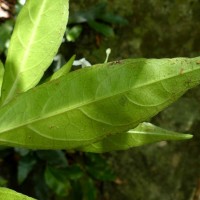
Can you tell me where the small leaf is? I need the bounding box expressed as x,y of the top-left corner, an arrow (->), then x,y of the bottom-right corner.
0,20 -> 14,53
0,0 -> 69,105
15,148 -> 30,156
44,166 -> 71,197
68,3 -> 107,24
0,57 -> 199,149
32,169 -> 50,200
49,55 -> 75,81
62,165 -> 83,180
0,187 -> 36,200
79,122 -> 193,153
66,26 -> 82,42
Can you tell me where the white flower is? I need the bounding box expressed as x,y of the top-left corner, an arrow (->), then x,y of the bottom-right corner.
73,58 -> 91,68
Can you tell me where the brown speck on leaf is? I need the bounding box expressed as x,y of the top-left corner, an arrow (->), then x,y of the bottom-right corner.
179,68 -> 184,75
54,80 -> 60,85
196,61 -> 200,64
109,60 -> 122,66
49,125 -> 58,129
49,125 -> 55,129
184,79 -> 192,87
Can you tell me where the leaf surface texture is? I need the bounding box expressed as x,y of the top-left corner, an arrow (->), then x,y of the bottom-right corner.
0,0 -> 69,105
0,58 -> 199,149
78,122 -> 192,153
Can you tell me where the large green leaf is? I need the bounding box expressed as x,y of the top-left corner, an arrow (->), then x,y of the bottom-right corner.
0,187 -> 36,200
0,58 -> 200,149
0,0 -> 69,105
0,60 -> 4,97
88,20 -> 115,37
78,122 -> 192,153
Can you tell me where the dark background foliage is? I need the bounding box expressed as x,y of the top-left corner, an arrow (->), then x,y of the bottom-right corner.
0,0 -> 200,199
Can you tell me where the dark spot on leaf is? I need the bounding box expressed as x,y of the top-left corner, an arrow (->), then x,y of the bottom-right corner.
109,60 -> 122,66
54,80 -> 60,85
119,96 -> 127,107
184,79 -> 192,87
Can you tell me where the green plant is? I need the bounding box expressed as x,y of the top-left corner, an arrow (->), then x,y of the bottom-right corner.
66,2 -> 128,41
0,0 -> 200,199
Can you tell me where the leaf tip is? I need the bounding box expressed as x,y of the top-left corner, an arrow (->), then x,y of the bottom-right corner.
182,133 -> 193,140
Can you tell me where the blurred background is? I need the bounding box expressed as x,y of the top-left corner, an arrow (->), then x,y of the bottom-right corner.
0,0 -> 200,199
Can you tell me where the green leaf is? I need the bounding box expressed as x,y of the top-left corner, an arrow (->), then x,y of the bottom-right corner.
0,176 -> 7,187
79,122 -> 193,153
88,20 -> 115,37
0,20 -> 14,53
44,166 -> 71,197
0,187 -> 36,200
63,165 -> 83,180
36,150 -> 68,167
0,58 -> 200,149
99,13 -> 128,25
0,0 -> 69,105
18,154 -> 37,184
80,177 -> 97,200
31,168 -> 50,200
66,26 -> 83,42
49,55 -> 75,81
85,154 -> 116,181
15,148 -> 30,156
0,60 -> 4,97
68,2 -> 107,24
